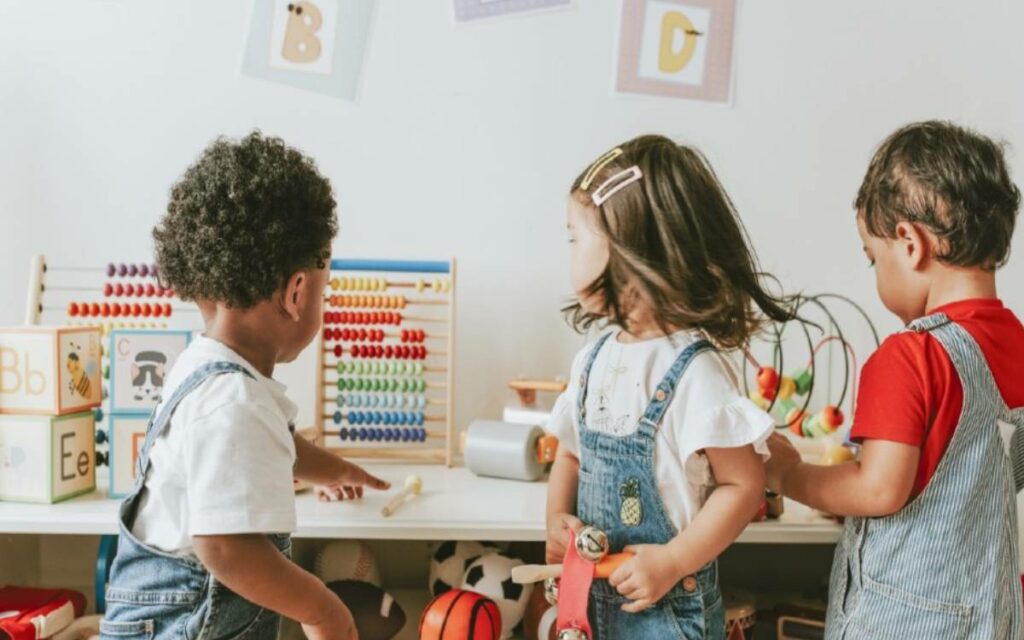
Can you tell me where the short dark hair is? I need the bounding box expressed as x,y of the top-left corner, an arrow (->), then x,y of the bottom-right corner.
856,120 -> 1020,270
565,135 -> 795,350
154,131 -> 337,309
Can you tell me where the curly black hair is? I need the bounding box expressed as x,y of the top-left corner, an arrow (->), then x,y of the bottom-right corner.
154,131 -> 337,309
856,120 -> 1020,270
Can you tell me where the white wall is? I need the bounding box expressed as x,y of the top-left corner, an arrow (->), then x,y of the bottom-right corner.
2,0 -> 1023,430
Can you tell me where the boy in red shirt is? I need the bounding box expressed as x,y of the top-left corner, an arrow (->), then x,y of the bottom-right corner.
766,121 -> 1023,639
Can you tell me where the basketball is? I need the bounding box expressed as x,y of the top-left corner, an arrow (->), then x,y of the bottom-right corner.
418,589 -> 502,640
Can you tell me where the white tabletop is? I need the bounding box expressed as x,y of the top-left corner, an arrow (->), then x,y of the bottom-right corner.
0,463 -> 841,543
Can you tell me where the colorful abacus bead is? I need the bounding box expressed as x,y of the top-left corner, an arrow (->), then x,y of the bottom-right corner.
820,405 -> 844,431
106,263 -> 116,277
777,376 -> 796,401
794,369 -> 813,396
786,408 -> 807,436
117,263 -> 128,277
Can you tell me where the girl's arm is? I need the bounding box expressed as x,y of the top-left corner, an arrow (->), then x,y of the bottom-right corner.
609,444 -> 764,612
766,433 -> 919,516
545,447 -> 584,564
193,534 -> 355,640
292,434 -> 390,497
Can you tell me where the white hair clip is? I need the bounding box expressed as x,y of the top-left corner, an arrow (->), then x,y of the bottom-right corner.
591,166 -> 643,206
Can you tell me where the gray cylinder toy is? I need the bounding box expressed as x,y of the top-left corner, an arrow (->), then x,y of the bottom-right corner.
464,420 -> 547,482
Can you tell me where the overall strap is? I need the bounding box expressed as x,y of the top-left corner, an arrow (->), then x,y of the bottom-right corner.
132,361 -> 255,492
639,339 -> 715,429
575,332 -> 614,424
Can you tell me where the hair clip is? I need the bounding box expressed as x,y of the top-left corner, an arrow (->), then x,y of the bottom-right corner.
580,148 -> 624,190
591,166 -> 643,206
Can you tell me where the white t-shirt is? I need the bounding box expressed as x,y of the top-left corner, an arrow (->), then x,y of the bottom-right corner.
131,335 -> 299,555
549,329 -> 773,530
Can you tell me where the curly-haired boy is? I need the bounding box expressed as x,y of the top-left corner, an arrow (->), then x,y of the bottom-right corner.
101,132 -> 385,640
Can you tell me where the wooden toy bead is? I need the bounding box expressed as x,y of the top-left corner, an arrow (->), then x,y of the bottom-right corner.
786,409 -> 806,436
794,370 -> 813,396
68,302 -> 80,317
118,263 -> 127,277
777,376 -> 796,401
139,264 -> 150,277
106,263 -> 116,277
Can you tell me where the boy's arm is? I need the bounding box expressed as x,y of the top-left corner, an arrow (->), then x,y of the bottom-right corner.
766,434 -> 919,516
608,444 -> 763,612
193,534 -> 355,640
292,433 -> 390,491
545,447 -> 583,564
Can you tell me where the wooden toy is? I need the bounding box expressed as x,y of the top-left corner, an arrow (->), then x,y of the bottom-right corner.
316,259 -> 456,464
510,552 -> 631,585
324,580 -> 405,640
0,327 -> 101,416
106,414 -> 149,498
0,412 -> 95,503
24,255 -> 201,494
523,585 -> 558,640
380,474 -> 422,517
108,329 -> 191,414
743,294 -> 880,439
419,589 -> 501,640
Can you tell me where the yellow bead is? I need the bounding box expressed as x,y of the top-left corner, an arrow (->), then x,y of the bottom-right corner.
748,391 -> 769,410
777,376 -> 796,401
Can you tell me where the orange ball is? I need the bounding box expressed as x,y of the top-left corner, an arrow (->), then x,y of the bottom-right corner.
419,589 -> 501,640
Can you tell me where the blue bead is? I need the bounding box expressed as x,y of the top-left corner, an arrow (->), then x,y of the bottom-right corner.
383,412 -> 392,425
333,411 -> 341,424
358,428 -> 368,440
417,428 -> 426,442
339,428 -> 349,440
400,430 -> 410,442
416,412 -> 425,426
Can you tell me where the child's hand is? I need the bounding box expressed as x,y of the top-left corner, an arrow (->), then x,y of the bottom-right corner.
545,512 -> 584,564
316,460 -> 390,502
764,432 -> 801,493
609,544 -> 685,612
302,595 -> 357,640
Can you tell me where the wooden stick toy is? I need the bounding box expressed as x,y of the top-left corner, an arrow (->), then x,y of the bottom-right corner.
380,474 -> 422,517
511,552 -> 632,584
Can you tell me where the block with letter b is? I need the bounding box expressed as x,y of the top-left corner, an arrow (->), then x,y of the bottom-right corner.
0,327 -> 102,416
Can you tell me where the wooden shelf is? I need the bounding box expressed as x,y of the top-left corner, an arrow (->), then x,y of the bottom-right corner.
0,463 -> 841,543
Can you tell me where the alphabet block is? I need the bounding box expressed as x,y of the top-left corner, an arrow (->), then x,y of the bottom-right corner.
0,412 -> 96,503
109,330 -> 191,415
108,414 -> 149,499
0,327 -> 102,416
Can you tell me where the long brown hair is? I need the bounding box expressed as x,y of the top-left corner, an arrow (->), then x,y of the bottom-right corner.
565,135 -> 794,350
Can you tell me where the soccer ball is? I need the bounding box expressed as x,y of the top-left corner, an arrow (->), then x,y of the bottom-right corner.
429,540 -> 500,596
461,553 -> 533,640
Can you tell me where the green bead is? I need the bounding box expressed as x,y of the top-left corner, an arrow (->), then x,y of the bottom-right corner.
794,370 -> 813,396
415,363 -> 424,375
337,394 -> 344,406
336,379 -> 344,391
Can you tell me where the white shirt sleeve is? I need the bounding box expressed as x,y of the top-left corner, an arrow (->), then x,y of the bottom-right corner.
184,400 -> 298,536
665,350 -> 774,466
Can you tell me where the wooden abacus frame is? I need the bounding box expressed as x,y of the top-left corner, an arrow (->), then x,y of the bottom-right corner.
316,258 -> 456,466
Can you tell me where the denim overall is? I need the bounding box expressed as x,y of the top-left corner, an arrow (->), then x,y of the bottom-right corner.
100,362 -> 292,640
826,314 -> 1023,639
576,333 -> 726,639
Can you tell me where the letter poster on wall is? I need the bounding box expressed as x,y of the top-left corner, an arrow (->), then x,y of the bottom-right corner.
616,0 -> 736,103
242,0 -> 376,100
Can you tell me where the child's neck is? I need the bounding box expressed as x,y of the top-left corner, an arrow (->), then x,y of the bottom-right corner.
924,265 -> 998,313
200,302 -> 280,378
618,308 -> 681,343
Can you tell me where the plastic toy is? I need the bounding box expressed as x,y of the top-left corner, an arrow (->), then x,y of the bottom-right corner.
0,586 -> 86,640
429,540 -> 501,596
419,589 -> 501,640
461,553 -> 533,640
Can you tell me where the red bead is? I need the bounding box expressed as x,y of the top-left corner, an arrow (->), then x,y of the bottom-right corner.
103,283 -> 113,297
384,346 -> 394,358
88,303 -> 99,317
101,303 -> 111,317
351,345 -> 361,357
145,283 -> 155,297
111,304 -> 122,318
142,303 -> 152,317
124,283 -> 134,297
114,283 -> 124,296
151,304 -> 161,318
129,303 -> 139,317
162,303 -> 171,317
68,302 -> 79,317
166,289 -> 174,298
357,329 -> 366,341
334,345 -> 343,357
393,313 -> 402,325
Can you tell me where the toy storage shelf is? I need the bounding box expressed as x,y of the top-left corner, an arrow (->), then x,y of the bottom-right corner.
0,463 -> 841,543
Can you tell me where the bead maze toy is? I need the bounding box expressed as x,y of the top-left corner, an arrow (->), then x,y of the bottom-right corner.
22,255 -> 201,497
316,259 -> 456,465
742,293 -> 880,447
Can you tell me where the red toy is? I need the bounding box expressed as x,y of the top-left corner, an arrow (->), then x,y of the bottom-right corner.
0,586 -> 86,640
419,589 -> 501,640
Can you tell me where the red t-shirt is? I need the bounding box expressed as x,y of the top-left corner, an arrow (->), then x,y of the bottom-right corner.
851,299 -> 1024,496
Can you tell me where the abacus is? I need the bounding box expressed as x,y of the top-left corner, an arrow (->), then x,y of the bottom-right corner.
742,293 -> 880,440
316,259 -> 456,465
23,255 -> 201,483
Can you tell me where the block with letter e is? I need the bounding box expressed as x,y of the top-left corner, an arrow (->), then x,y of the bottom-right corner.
0,412 -> 96,503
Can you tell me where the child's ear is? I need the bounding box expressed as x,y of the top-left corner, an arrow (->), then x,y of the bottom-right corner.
894,221 -> 930,270
280,271 -> 307,322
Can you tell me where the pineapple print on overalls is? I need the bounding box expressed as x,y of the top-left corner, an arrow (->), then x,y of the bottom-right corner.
619,478 -> 642,526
